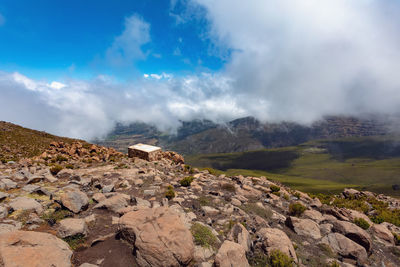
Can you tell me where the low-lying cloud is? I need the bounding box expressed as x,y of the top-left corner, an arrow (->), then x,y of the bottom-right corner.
1,1 -> 400,140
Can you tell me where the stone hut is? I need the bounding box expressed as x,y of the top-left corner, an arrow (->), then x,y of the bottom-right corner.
128,143 -> 162,161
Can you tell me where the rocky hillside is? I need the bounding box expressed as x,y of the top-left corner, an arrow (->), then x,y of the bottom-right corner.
0,141 -> 399,266
0,121 -> 85,162
97,115 -> 396,155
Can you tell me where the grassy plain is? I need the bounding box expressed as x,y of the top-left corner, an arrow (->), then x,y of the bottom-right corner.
187,136 -> 400,196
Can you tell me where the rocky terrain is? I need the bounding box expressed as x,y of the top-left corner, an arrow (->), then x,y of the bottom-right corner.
0,141 -> 399,266
96,115 -> 397,155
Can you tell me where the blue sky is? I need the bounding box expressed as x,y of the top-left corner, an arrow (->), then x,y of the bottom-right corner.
0,0 -> 224,80
1,0 -> 400,139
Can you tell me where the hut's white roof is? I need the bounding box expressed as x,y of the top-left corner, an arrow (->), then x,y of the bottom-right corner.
129,143 -> 161,153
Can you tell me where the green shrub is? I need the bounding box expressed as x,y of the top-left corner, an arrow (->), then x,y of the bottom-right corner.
241,203 -> 273,220
221,183 -> 236,192
393,233 -> 400,246
293,192 -> 301,199
191,223 -> 218,249
268,250 -> 293,267
289,202 -> 307,217
328,261 -> 340,267
180,176 -> 195,187
270,185 -> 281,193
50,164 -> 63,175
65,164 -> 74,169
63,234 -> 86,250
41,209 -> 73,226
354,218 -> 370,230
56,154 -> 68,162
272,191 -> 281,197
165,185 -> 175,200
283,194 -> 290,201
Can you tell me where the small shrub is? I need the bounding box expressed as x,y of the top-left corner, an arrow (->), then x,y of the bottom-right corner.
283,194 -> 289,201
165,185 -> 175,200
272,191 -> 281,197
328,261 -> 340,267
191,223 -> 218,249
65,164 -> 74,169
221,183 -> 236,192
56,154 -> 68,162
354,218 -> 370,230
50,164 -> 63,175
289,202 -> 306,217
393,232 -> 400,246
268,250 -> 293,267
180,176 -> 195,187
241,203 -> 273,220
63,234 -> 86,250
198,196 -> 213,207
293,192 -> 301,199
270,185 -> 280,193
41,209 -> 73,226
371,215 -> 385,224
248,251 -> 268,267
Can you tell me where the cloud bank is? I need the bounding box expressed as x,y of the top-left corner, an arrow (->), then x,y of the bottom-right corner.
1,1 -> 400,140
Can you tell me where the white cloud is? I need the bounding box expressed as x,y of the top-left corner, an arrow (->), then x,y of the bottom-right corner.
186,0 -> 400,123
106,14 -> 150,66
0,71 -> 239,140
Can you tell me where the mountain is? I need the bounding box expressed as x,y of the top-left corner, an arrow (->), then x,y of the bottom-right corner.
0,123 -> 399,267
97,115 -> 395,155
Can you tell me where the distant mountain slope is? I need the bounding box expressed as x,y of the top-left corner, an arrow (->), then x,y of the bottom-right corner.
0,121 -> 84,162
97,115 -> 395,155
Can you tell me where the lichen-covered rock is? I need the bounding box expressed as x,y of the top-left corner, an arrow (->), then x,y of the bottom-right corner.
119,206 -> 194,267
0,230 -> 72,267
321,233 -> 367,263
57,218 -> 88,238
258,227 -> 298,262
93,193 -> 129,213
60,190 -> 89,213
227,223 -> 252,252
370,223 -> 394,245
286,216 -> 322,239
9,196 -> 43,214
214,240 -> 249,267
332,220 -> 372,252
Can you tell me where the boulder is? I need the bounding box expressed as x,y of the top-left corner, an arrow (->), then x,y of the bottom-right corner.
332,220 -> 372,252
94,193 -> 129,213
0,178 -> 17,190
370,223 -> 394,245
60,190 -> 89,213
286,217 -> 322,239
302,209 -> 323,223
9,196 -> 43,214
119,206 -> 194,267
258,227 -> 298,262
214,240 -> 249,267
227,223 -> 252,252
57,218 -> 88,238
321,233 -> 367,263
0,230 -> 72,267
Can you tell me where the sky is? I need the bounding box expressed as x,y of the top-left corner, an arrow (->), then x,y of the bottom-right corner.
1,0 -> 400,140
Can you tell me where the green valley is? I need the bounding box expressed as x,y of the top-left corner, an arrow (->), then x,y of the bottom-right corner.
186,136 -> 400,196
